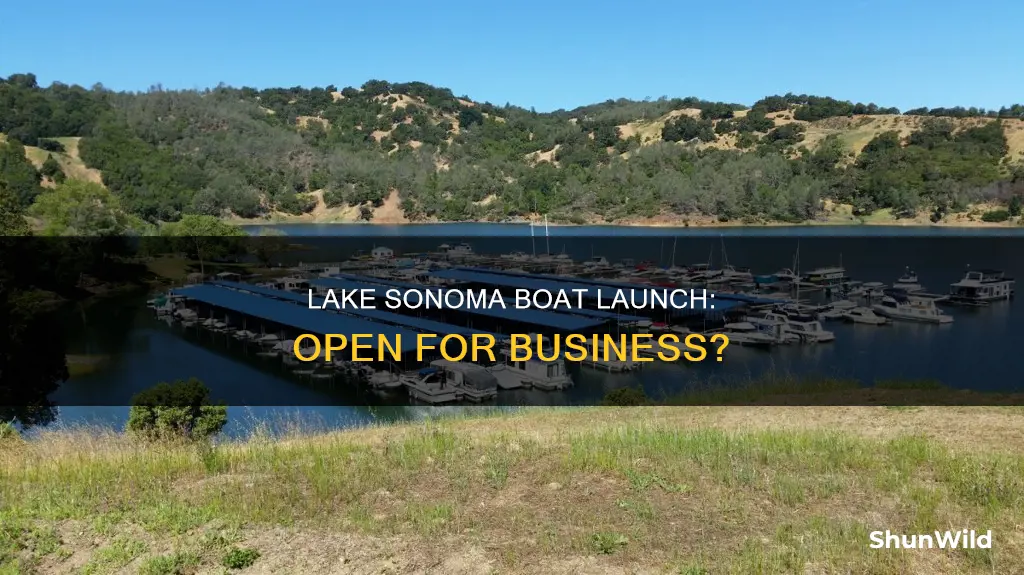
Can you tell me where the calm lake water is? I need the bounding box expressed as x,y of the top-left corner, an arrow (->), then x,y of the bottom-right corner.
48,225 -> 1024,436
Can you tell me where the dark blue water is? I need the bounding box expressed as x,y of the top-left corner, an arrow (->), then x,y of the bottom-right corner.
49,226 -> 1024,435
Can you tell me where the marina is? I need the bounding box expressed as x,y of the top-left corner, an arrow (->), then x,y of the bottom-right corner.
132,231 -> 1018,407
46,227 -> 1024,430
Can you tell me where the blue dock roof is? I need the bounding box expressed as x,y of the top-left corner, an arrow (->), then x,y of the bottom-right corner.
209,281 -> 506,340
331,273 -> 649,323
453,267 -> 784,306
310,276 -> 606,331
428,268 -> 744,316
171,284 -> 422,352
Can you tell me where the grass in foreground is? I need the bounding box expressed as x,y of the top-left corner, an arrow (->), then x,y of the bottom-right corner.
2,407 -> 1024,574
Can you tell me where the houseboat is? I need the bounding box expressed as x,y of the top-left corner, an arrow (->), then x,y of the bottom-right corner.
489,349 -> 573,391
948,268 -> 1014,304
401,360 -> 498,404
801,266 -> 849,289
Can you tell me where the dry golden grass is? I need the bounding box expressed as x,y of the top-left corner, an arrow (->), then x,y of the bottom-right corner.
3,406 -> 1024,574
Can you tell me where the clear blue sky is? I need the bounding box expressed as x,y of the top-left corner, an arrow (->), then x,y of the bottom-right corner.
5,0 -> 1022,112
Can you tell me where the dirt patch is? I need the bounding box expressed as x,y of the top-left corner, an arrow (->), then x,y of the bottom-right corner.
297,116 -> 330,129
371,189 -> 408,223
526,145 -> 560,166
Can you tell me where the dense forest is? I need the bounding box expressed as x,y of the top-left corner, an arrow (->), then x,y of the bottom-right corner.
1,72 -> 1023,229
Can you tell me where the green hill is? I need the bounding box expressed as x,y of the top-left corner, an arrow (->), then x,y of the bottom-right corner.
2,73 -> 1024,227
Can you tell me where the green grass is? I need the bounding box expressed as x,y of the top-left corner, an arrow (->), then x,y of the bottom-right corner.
2,408 -> 1024,572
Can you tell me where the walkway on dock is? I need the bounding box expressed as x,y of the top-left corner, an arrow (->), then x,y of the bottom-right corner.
209,281 -> 507,341
310,276 -> 607,332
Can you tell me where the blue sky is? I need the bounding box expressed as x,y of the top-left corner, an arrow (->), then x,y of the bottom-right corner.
5,0 -> 1022,112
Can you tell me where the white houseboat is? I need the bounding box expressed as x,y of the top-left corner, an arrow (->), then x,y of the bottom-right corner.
948,268 -> 1014,304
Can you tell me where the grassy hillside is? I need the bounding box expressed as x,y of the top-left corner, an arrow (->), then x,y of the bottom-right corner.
3,74 -> 1024,228
3,406 -> 1024,574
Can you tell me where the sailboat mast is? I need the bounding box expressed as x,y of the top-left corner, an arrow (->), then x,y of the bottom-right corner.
545,214 -> 550,255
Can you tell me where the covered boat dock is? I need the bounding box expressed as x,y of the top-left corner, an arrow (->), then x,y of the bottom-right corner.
174,283 -> 504,365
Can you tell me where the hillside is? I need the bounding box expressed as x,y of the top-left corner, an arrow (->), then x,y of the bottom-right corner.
2,73 -> 1024,229
3,406 -> 1024,574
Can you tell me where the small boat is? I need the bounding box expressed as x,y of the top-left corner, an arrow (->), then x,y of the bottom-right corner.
501,251 -> 532,262
401,360 -> 498,404
233,330 -> 258,341
773,268 -> 799,283
893,267 -> 925,293
364,366 -> 403,389
872,290 -> 953,324
257,334 -> 281,346
705,322 -> 778,348
720,265 -> 754,283
843,307 -> 889,325
401,365 -> 463,404
820,300 -> 858,320
749,312 -> 833,343
784,319 -> 836,343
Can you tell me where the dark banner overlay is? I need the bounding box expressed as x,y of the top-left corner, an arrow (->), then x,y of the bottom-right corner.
1,234 -> 1021,409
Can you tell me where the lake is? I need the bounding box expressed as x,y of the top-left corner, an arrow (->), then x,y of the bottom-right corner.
46,225 -> 1024,436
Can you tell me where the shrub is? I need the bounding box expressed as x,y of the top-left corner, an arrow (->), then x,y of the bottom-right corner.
126,378 -> 227,441
223,547 -> 261,569
981,209 -> 1010,222
601,386 -> 650,406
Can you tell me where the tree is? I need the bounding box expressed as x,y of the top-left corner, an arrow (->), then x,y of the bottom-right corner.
29,179 -> 145,235
40,154 -> 65,183
0,140 -> 41,207
126,378 -> 227,441
1009,195 -> 1022,217
160,214 -> 246,275
0,179 -> 29,235
601,386 -> 650,406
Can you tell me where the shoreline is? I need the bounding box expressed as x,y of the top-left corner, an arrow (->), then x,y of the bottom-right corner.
230,218 -> 1022,229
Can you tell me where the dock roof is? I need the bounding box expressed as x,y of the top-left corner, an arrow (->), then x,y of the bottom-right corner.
209,281 -> 506,340
331,273 -> 648,322
310,276 -> 606,331
171,284 -> 422,352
